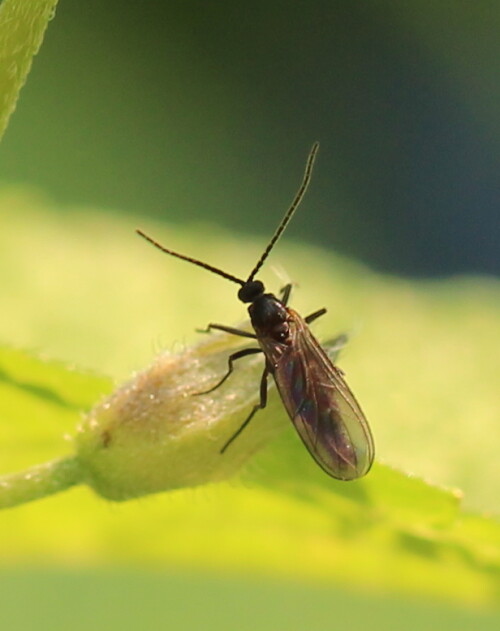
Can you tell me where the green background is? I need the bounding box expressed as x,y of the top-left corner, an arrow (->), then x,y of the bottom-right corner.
1,1 -> 499,276
1,2 -> 499,629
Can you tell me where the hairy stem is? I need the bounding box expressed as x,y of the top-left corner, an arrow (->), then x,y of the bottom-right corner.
0,457 -> 83,509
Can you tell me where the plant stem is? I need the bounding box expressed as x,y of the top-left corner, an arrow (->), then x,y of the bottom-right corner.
0,457 -> 83,509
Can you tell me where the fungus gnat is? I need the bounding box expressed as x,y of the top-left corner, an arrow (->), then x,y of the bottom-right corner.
137,143 -> 374,480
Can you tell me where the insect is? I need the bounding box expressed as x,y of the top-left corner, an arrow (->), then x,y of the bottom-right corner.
137,142 -> 374,480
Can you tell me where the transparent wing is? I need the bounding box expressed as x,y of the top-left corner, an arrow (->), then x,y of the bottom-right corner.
271,312 -> 374,480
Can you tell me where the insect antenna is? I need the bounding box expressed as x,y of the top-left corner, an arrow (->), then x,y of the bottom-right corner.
246,141 -> 320,283
136,229 -> 245,286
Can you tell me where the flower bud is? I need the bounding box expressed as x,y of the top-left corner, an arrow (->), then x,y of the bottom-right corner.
75,331 -> 286,501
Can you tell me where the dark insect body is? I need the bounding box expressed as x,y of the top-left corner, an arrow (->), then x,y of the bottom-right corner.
137,143 -> 374,480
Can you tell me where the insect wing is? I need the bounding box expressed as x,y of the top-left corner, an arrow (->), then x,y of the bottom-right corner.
270,311 -> 374,480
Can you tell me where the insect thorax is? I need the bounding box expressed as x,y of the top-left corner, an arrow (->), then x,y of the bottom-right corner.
248,294 -> 290,342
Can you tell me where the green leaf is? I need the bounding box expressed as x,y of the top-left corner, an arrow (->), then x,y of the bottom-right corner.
1,194 -> 499,512
0,0 -> 60,140
0,345 -> 111,472
1,195 -> 500,609
0,342 -> 499,606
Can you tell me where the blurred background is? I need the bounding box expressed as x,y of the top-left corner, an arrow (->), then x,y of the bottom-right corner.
1,2 -> 499,629
1,0 -> 499,278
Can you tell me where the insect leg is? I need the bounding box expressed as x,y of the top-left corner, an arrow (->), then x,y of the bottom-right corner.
197,323 -> 257,339
194,347 -> 263,395
305,307 -> 327,324
220,366 -> 269,453
280,283 -> 293,306
323,333 -> 348,362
